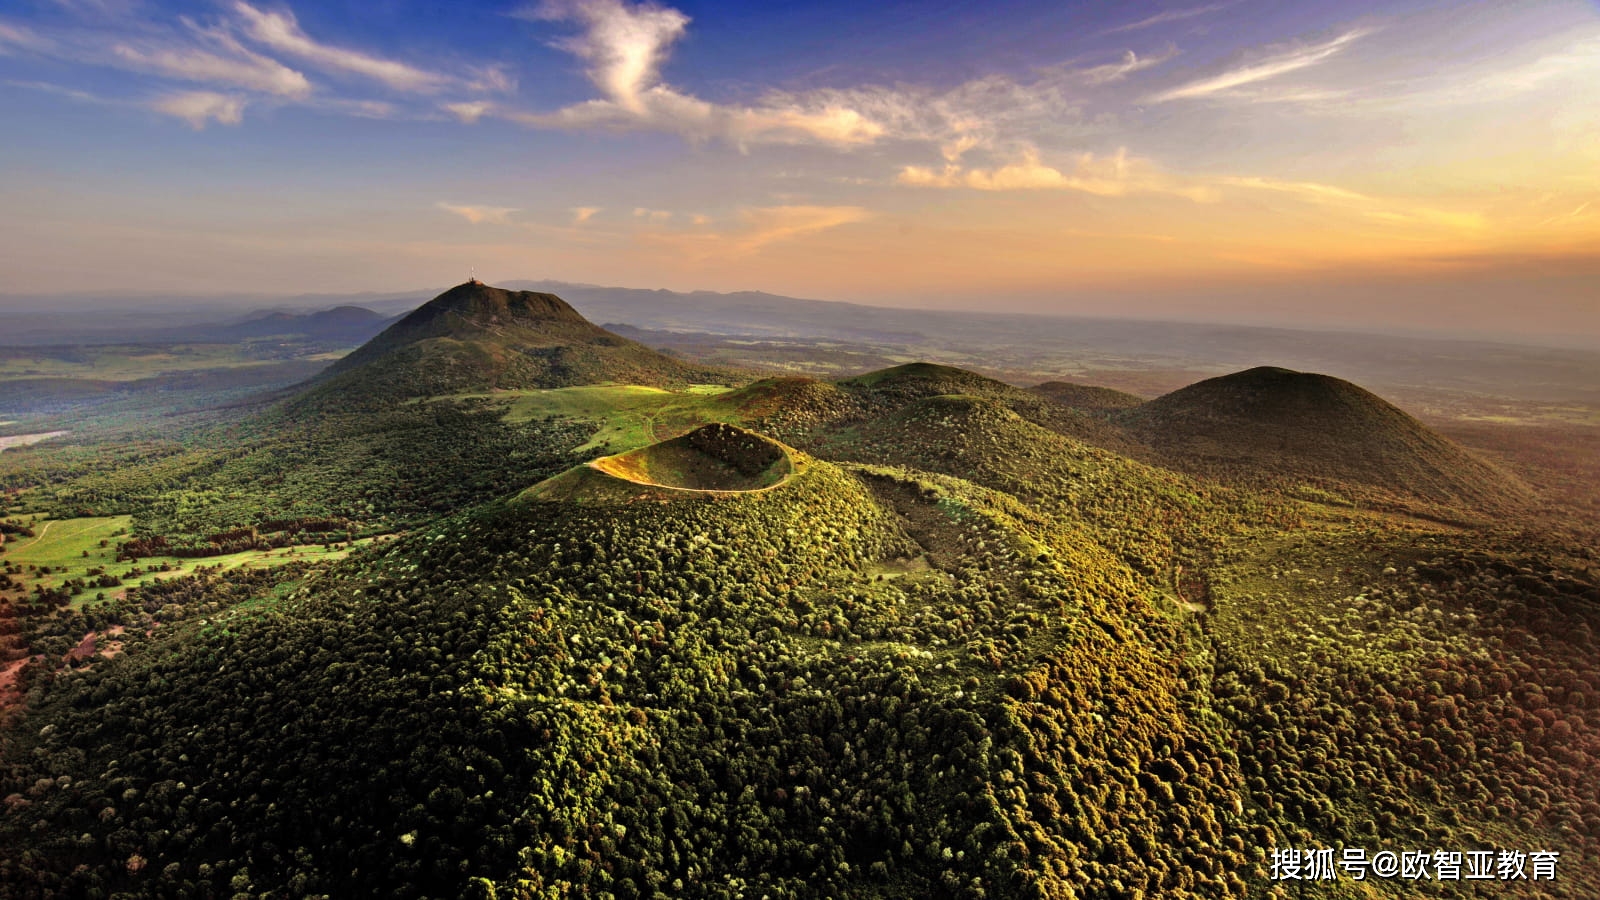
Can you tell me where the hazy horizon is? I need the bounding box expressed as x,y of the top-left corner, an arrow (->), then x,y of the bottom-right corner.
3,0 -> 1598,343
7,276 -> 1600,354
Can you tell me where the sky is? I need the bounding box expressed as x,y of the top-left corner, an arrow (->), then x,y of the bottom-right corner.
1,0 -> 1597,343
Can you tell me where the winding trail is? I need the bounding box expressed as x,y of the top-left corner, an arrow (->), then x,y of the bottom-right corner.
17,519 -> 54,552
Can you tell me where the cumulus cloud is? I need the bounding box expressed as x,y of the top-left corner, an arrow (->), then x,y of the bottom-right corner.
899,147 -> 1216,200
508,0 -> 886,147
232,2 -> 449,93
1148,28 -> 1372,102
152,90 -> 246,128
529,0 -> 688,114
438,202 -> 520,225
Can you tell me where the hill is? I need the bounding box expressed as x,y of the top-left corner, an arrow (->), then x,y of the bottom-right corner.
0,437 -> 1276,898
1121,366 -> 1530,512
295,282 -> 732,407
768,363 -> 1142,453
1028,381 -> 1146,412
205,305 -> 391,343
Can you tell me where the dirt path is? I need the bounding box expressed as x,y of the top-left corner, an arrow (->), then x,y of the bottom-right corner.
16,519 -> 55,552
0,657 -> 30,710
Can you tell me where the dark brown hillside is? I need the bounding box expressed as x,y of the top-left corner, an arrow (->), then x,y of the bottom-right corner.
1121,366 -> 1531,512
293,282 -> 733,407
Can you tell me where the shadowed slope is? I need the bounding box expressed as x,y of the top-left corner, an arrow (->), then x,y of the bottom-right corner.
1121,366 -> 1529,511
1029,381 -> 1146,412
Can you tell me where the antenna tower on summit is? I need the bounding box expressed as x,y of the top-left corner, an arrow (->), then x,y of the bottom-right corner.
470,266 -> 480,285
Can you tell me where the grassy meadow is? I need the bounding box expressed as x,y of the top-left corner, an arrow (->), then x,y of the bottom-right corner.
3,514 -> 373,607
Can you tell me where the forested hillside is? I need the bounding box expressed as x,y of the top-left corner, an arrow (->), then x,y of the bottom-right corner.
1,290 -> 1595,898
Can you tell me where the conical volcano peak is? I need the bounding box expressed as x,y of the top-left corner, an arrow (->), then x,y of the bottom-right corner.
289,282 -> 733,407
412,281 -> 591,327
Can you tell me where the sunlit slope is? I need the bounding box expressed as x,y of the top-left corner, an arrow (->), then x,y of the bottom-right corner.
293,282 -> 733,407
1121,366 -> 1531,513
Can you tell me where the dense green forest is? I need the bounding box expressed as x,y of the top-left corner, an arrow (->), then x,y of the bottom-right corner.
1,288 -> 1595,897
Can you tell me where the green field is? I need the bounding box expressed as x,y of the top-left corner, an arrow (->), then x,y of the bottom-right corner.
444,383 -> 737,452
3,515 -> 371,606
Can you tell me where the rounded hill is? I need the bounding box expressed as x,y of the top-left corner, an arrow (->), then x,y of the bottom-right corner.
1121,366 -> 1529,511
1029,381 -> 1146,412
832,362 -> 1139,453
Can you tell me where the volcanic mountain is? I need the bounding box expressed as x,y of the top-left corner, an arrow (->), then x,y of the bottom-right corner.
1120,365 -> 1529,511
295,281 -> 731,406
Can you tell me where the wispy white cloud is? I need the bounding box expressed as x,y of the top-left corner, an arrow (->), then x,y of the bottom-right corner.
1401,34 -> 1600,107
0,20 -> 52,52
466,64 -> 517,94
1148,28 -> 1372,102
1078,48 -> 1179,85
152,90 -> 246,128
314,97 -> 398,119
1102,2 -> 1236,36
444,100 -> 495,123
571,206 -> 602,224
48,0 -> 143,16
5,79 -> 105,104
111,32 -> 312,98
438,202 -> 520,225
633,207 -> 672,220
1537,200 -> 1592,228
231,2 -> 449,93
1217,176 -> 1487,230
640,205 -> 871,257
899,147 -> 1217,200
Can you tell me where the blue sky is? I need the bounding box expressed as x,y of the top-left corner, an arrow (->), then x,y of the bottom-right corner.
2,0 -> 1598,341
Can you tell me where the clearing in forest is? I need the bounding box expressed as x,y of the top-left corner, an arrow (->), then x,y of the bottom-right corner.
2,514 -> 371,607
